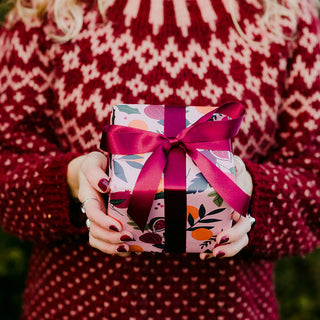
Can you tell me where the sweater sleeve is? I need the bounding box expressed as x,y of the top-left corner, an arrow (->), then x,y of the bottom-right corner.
244,3 -> 320,260
0,20 -> 87,243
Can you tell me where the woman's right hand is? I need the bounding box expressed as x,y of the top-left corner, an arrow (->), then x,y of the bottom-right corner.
67,151 -> 133,256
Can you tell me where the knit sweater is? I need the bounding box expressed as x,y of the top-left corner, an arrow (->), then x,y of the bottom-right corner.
1,0 -> 320,319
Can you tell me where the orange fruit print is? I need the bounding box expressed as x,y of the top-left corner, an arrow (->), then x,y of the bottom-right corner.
129,245 -> 143,252
187,205 -> 199,221
195,106 -> 216,114
191,228 -> 214,241
128,119 -> 149,130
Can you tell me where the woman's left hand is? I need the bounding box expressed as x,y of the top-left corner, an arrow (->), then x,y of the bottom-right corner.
199,156 -> 253,260
199,211 -> 252,260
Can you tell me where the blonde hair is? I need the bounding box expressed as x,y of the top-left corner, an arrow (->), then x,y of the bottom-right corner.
230,0 -> 299,44
6,0 -> 304,42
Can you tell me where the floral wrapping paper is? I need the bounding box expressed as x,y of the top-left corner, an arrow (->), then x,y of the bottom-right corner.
106,104 -> 236,253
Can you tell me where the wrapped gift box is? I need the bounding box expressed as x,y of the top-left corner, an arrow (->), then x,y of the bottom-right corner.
100,103 -> 249,253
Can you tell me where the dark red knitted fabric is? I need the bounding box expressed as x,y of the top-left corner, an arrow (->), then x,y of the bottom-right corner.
1,0 -> 320,319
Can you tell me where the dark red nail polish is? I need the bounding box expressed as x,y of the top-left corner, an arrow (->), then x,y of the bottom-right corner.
98,178 -> 110,192
117,245 -> 127,253
213,242 -> 219,249
216,251 -> 225,259
120,235 -> 133,242
109,225 -> 119,232
219,236 -> 229,244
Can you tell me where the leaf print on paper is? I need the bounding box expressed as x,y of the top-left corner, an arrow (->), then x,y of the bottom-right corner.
120,154 -> 145,170
155,191 -> 164,200
110,199 -> 127,208
199,204 -> 206,219
187,205 -> 223,229
111,109 -> 116,124
113,160 -> 128,182
209,113 -> 225,122
188,226 -> 213,232
110,198 -> 127,207
208,191 -> 224,207
199,218 -> 222,224
120,155 -> 144,160
117,104 -> 141,114
127,214 -> 150,231
127,221 -> 141,230
200,236 -> 217,250
186,204 -> 224,244
109,191 -> 131,208
207,208 -> 226,215
187,173 -> 209,194
188,213 -> 195,227
187,205 -> 199,221
126,161 -> 143,169
229,166 -> 236,176
152,243 -> 165,250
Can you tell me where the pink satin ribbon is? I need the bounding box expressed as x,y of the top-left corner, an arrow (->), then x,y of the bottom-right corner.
100,102 -> 251,231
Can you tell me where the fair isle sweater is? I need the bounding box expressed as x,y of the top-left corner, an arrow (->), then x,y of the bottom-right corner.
1,0 -> 320,319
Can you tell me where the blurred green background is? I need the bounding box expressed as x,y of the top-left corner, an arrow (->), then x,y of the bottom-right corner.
1,1 -> 320,319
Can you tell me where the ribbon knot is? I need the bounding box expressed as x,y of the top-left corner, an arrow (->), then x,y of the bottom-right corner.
100,102 -> 251,232
168,137 -> 183,148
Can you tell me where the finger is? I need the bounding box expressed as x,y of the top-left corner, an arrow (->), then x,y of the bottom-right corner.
89,233 -> 130,255
234,156 -> 253,196
81,194 -> 122,232
78,166 -> 110,225
78,167 -> 105,205
81,151 -> 110,193
212,234 -> 249,258
234,155 -> 245,175
89,221 -> 133,243
199,252 -> 214,260
232,211 -> 241,223
216,213 -> 251,245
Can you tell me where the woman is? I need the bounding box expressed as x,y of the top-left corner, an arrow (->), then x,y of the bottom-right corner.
0,0 -> 319,319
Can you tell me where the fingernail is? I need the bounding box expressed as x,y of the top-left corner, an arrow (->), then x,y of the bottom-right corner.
98,178 -> 110,192
120,235 -> 133,242
109,225 -> 120,232
216,251 -> 225,259
117,245 -> 127,253
219,236 -> 229,245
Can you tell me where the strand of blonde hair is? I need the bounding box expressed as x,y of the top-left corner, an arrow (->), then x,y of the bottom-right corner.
230,0 -> 299,45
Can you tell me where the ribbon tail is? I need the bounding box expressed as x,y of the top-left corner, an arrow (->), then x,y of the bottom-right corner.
127,143 -> 168,231
188,148 -> 251,216
164,147 -> 187,252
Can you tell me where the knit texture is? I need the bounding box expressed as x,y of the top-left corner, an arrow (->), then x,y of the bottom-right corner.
0,0 -> 320,319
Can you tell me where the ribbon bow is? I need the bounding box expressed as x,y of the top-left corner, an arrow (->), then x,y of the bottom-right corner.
100,102 -> 251,231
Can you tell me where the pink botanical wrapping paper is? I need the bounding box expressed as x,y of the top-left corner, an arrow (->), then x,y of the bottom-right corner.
106,104 -> 236,253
